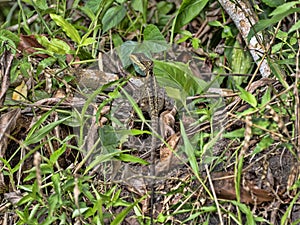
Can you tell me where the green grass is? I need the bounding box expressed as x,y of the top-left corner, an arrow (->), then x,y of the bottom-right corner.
0,0 -> 299,224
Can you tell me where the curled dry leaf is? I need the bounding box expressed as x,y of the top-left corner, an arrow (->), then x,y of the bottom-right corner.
212,171 -> 274,205
4,191 -> 23,205
17,34 -> 48,58
0,51 -> 13,106
0,108 -> 21,193
12,80 -> 28,101
0,108 -> 21,155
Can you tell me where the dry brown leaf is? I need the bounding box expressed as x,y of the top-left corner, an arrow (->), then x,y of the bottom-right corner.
0,108 -> 21,155
4,191 -> 23,205
17,34 -> 48,58
212,172 -> 274,204
0,51 -> 13,106
12,80 -> 27,101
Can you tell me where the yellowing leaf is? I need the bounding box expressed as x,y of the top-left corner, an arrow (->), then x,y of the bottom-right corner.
12,80 -> 27,101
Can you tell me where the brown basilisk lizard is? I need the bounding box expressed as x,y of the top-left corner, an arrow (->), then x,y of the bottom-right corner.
129,54 -> 160,224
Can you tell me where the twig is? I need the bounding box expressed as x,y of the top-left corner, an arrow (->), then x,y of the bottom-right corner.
218,0 -> 271,77
7,14 -> 39,31
205,164 -> 224,225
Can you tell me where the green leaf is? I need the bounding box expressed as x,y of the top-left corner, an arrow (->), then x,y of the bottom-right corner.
231,40 -> 252,74
49,144 -> 66,165
180,120 -> 199,177
120,87 -> 145,123
252,135 -> 274,155
79,37 -> 95,47
208,20 -> 223,27
102,5 -> 126,33
236,85 -> 257,108
153,60 -> 208,107
49,41 -> 70,54
52,174 -> 62,204
0,29 -> 19,53
248,8 -> 300,41
144,24 -> 165,41
35,0 -> 48,10
116,154 -> 149,165
72,207 -> 89,217
111,199 -> 139,225
281,192 -> 300,225
268,58 -> 289,88
131,0 -> 144,13
261,0 -> 285,7
84,151 -> 122,175
288,20 -> 300,33
174,0 -> 209,32
24,116 -> 71,146
260,87 -> 271,106
50,14 -> 81,44
36,57 -> 56,76
85,0 -> 102,14
223,128 -> 245,139
269,1 -> 300,16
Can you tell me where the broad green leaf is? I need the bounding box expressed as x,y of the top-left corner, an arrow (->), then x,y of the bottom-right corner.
180,120 -> 199,177
50,14 -> 81,44
223,128 -> 245,139
80,6 -> 95,20
120,87 -> 145,123
24,116 -> 71,146
0,29 -> 19,54
269,1 -> 300,16
191,38 -> 200,49
144,24 -> 165,41
112,33 -> 123,47
231,40 -> 252,85
268,58 -> 289,88
118,40 -> 168,68
49,38 -> 71,54
261,0 -> 285,7
98,125 -> 118,153
157,1 -> 174,15
288,20 -> 300,33
174,0 -> 209,32
260,87 -> 271,105
153,60 -> 208,104
35,0 -> 48,10
84,151 -> 123,175
252,135 -> 274,155
131,0 -> 144,13
116,154 -> 149,165
52,174 -> 62,204
72,207 -> 89,217
85,0 -> 102,13
134,40 -> 169,54
102,5 -> 126,33
49,144 -> 66,165
79,37 -> 95,47
281,192 -> 300,225
36,57 -> 56,76
208,20 -> 223,27
248,8 -> 300,41
119,41 -> 139,67
236,85 -> 257,108
111,199 -> 139,225
36,35 -> 71,54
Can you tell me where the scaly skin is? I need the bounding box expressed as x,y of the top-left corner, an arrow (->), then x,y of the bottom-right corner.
130,54 -> 159,225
